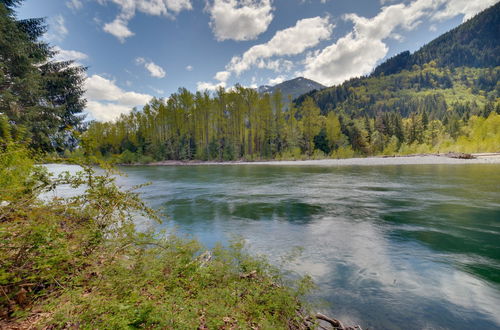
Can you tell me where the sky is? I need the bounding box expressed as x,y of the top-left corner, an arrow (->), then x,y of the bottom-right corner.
16,0 -> 499,121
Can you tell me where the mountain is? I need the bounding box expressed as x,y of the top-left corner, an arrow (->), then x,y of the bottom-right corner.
295,2 -> 500,120
372,2 -> 500,77
258,77 -> 325,102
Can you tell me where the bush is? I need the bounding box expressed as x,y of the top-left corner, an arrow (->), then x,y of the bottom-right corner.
330,146 -> 355,159
119,150 -> 137,164
311,149 -> 326,160
0,147 -> 314,328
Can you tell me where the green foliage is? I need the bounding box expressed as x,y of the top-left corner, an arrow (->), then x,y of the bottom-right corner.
83,74 -> 499,162
77,2 -> 499,161
0,145 -> 313,328
330,146 -> 355,159
83,88 -> 330,162
0,0 -> 86,153
0,143 -> 37,202
373,3 -> 500,76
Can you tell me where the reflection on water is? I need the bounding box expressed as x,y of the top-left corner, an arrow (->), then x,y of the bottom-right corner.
44,163 -> 500,329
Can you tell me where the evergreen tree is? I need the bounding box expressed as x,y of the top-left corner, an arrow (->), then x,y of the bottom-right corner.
0,0 -> 86,152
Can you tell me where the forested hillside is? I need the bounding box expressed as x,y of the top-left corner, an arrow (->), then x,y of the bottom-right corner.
373,1 -> 500,76
79,2 -> 500,163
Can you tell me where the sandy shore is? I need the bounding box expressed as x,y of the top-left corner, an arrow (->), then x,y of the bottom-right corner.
145,153 -> 500,166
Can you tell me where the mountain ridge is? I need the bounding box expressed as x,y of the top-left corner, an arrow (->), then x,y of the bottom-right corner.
257,77 -> 325,102
294,1 -> 500,120
372,1 -> 500,77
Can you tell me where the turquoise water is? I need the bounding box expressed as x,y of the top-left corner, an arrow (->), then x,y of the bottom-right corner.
46,163 -> 500,329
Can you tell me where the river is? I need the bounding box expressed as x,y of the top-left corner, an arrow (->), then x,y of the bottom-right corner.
45,163 -> 500,329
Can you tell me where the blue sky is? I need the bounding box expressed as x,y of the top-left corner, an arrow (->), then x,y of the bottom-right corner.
17,0 -> 498,121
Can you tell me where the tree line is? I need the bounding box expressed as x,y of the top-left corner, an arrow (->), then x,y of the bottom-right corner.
80,84 -> 500,163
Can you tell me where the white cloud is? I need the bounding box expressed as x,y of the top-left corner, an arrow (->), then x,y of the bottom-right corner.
227,16 -> 333,75
66,0 -> 83,10
199,16 -> 331,91
46,15 -> 68,42
86,101 -> 136,122
196,81 -> 226,91
135,57 -> 166,78
302,34 -> 389,86
301,0 -> 499,86
52,46 -> 88,63
432,0 -> 498,22
207,0 -> 274,41
98,0 -> 192,42
186,65 -> 193,71
301,0 -> 443,85
268,75 -> 286,85
103,18 -> 134,42
85,74 -> 152,121
215,70 -> 231,82
145,62 -> 166,78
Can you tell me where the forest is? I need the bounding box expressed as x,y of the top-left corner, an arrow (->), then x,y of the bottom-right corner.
80,75 -> 500,163
79,3 -> 500,163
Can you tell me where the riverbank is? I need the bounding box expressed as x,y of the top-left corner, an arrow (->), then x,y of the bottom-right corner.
1,148 -> 321,329
144,153 -> 500,166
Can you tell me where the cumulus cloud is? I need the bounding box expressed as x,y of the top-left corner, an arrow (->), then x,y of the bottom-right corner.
207,0 -> 274,41
103,18 -> 134,42
227,16 -> 333,75
85,74 -> 152,121
145,62 -> 166,78
301,0 -> 499,86
432,0 -> 499,22
302,34 -> 389,86
98,0 -> 192,42
198,16 -> 331,91
301,0 -> 437,85
214,70 -> 231,82
136,57 -> 166,78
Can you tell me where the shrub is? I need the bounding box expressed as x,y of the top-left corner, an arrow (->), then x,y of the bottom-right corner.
0,147 -> 313,328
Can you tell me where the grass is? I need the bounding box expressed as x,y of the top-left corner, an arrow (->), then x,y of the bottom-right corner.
0,147 -> 315,329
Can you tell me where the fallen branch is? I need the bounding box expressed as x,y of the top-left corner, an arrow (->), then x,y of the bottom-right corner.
316,313 -> 345,329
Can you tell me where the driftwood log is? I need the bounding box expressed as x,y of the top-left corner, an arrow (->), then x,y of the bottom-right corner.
295,309 -> 363,330
315,313 -> 362,330
444,152 -> 476,159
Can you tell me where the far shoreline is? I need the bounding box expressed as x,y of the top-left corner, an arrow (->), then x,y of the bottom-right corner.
137,152 -> 500,167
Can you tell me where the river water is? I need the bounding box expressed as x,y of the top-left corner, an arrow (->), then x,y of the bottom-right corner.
45,163 -> 500,329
